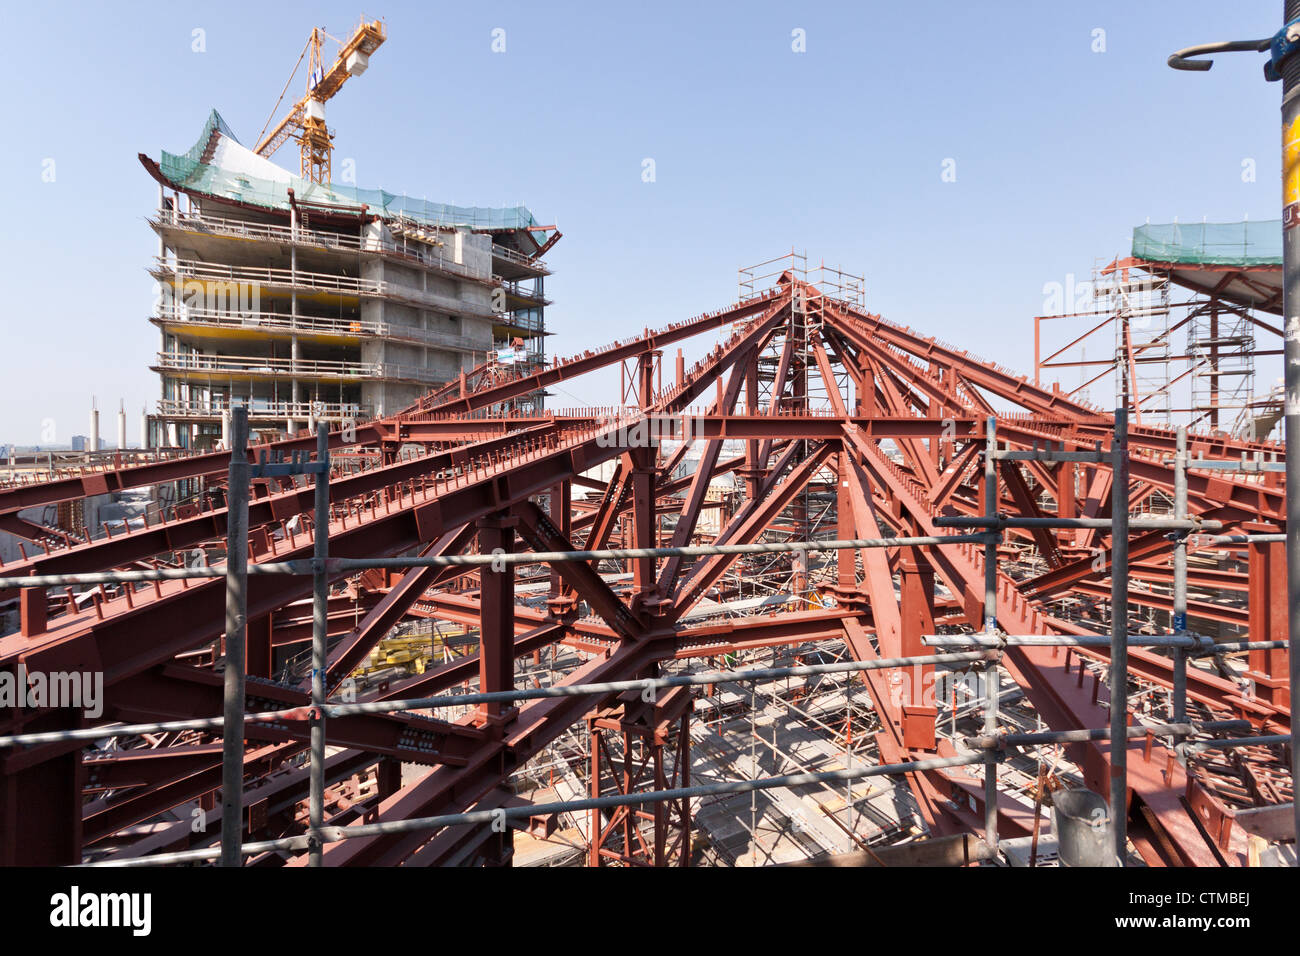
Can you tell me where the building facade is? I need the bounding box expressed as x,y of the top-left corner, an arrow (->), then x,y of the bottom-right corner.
141,111 -> 554,449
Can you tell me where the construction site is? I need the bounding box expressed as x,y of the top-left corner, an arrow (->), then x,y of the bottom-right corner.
0,13 -> 1296,872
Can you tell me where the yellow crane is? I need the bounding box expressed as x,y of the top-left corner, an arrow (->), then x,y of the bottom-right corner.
253,17 -> 386,184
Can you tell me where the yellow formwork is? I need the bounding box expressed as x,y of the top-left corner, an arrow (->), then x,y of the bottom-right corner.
351,626 -> 472,679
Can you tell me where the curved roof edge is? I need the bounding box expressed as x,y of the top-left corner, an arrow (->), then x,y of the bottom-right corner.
144,109 -> 553,243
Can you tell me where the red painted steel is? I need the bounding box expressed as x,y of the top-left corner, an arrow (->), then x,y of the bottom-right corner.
0,274 -> 1288,866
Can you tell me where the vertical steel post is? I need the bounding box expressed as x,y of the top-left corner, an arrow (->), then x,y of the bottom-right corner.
290,204 -> 301,437
220,406 -> 249,867
982,416 -> 999,856
1109,407 -> 1130,864
1172,426 -> 1188,750
308,422 -> 330,866
844,672 -> 853,853
476,514 -> 517,725
1168,1 -> 1300,868
748,676 -> 757,866
1282,0 -> 1300,865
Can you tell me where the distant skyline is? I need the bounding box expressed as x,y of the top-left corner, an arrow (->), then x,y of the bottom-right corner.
0,1 -> 1283,442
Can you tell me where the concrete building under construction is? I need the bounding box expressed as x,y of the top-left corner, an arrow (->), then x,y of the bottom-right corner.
141,109 -> 555,450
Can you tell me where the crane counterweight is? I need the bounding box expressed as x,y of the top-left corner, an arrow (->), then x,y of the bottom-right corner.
253,17 -> 386,184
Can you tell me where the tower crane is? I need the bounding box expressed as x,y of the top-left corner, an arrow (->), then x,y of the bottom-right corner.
253,18 -> 386,184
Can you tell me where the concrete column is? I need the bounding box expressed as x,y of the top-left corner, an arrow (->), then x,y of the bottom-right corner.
290,205 -> 300,436
289,335 -> 301,438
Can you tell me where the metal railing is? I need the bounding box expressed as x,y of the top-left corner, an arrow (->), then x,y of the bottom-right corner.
155,208 -> 500,285
156,257 -> 380,295
155,352 -> 447,385
155,258 -> 498,319
155,351 -> 376,379
494,310 -> 546,335
155,306 -> 381,338
491,243 -> 551,274
499,280 -> 552,307
157,208 -> 367,253
154,306 -> 486,353
155,399 -> 369,422
0,409 -> 1290,868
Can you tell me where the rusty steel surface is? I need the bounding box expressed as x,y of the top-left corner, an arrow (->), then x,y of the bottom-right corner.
0,274 -> 1290,866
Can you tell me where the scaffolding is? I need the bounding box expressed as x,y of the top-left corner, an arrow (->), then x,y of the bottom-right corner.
1099,263 -> 1173,425
0,406 -> 1289,868
0,273 -> 1291,869
1034,221 -> 1285,438
1187,298 -> 1257,434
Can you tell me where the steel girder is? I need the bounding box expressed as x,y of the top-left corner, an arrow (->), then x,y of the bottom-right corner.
0,274 -> 1288,866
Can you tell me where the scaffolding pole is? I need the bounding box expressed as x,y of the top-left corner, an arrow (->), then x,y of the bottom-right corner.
219,407 -> 249,868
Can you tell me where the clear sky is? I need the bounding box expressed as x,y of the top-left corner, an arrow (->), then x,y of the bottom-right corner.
0,0 -> 1284,444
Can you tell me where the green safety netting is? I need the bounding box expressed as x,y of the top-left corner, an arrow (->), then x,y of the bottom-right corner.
1131,220 -> 1281,267
158,109 -> 549,238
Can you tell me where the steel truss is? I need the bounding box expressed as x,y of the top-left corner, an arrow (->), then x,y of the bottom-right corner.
0,272 -> 1291,867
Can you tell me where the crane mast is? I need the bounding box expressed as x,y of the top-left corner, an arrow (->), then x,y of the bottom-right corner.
253,18 -> 386,184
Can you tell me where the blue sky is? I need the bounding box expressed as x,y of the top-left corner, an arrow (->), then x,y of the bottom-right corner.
0,0 -> 1284,443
